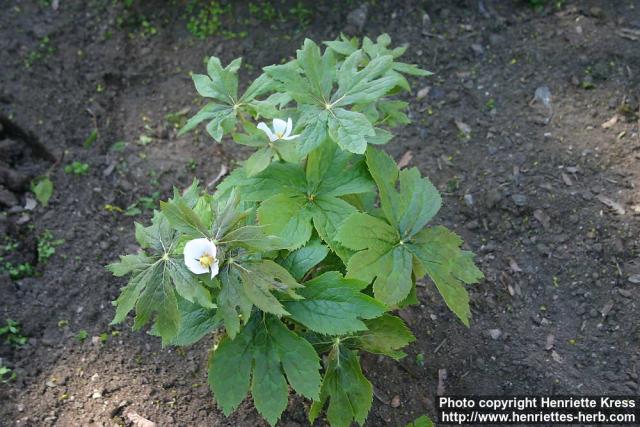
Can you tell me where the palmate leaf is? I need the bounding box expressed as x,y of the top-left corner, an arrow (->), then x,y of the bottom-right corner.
219,162 -> 307,203
366,146 -> 441,237
108,212 -> 214,344
150,296 -> 219,346
407,226 -> 484,326
335,212 -> 413,305
245,142 -> 373,259
264,39 -> 402,155
355,314 -> 415,360
337,147 -> 483,323
132,261 -> 181,342
328,107 -> 375,154
180,57 -> 276,141
209,315 -> 322,426
162,182 -> 287,253
212,258 -> 302,339
298,105 -> 329,154
283,271 -> 385,335
257,193 -> 314,249
215,257 -> 299,340
264,39 -> 335,106
235,259 -> 303,316
326,34 -> 432,84
331,52 -> 397,107
279,238 -> 329,281
217,267 -> 252,339
309,346 -> 372,427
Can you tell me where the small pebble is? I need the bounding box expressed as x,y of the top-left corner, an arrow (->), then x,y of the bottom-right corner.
390,395 -> 401,408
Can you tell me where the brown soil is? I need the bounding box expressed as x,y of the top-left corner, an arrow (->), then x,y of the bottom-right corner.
1,1 -> 639,426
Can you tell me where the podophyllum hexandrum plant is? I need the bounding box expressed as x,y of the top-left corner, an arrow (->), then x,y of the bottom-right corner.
108,34 -> 483,427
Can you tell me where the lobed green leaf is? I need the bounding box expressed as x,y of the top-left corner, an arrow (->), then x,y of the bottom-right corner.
284,271 -> 385,335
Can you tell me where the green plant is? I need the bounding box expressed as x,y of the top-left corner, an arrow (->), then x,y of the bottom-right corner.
24,36 -> 55,68
31,176 -> 54,206
290,2 -> 313,26
249,1 -> 278,22
0,365 -> 15,384
75,330 -> 89,342
84,129 -> 98,148
109,34 -> 482,427
2,237 -> 19,254
124,191 -> 161,217
64,161 -> 90,175
1,261 -> 35,280
0,319 -> 28,347
37,230 -> 64,264
165,107 -> 191,129
485,98 -> 496,110
406,414 -> 435,427
185,1 -> 229,38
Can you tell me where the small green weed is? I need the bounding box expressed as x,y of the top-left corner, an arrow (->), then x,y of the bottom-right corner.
24,36 -> 55,68
0,365 -> 15,384
249,1 -> 278,22
185,1 -> 229,38
75,330 -> 89,342
37,230 -> 64,264
0,319 -> 28,347
64,161 -> 90,175
124,191 -> 161,217
290,2 -> 313,26
1,261 -> 35,280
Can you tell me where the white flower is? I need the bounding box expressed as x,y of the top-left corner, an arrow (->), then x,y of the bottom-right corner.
257,118 -> 299,142
183,238 -> 219,279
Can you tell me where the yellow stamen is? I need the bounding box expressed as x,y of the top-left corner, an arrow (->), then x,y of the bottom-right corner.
199,254 -> 215,268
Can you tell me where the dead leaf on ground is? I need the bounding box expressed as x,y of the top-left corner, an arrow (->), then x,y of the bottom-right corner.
437,368 -> 447,396
601,114 -> 619,128
508,258 -> 522,273
617,27 -> 640,41
454,119 -> 471,136
561,172 -> 573,186
126,411 -> 157,427
390,395 -> 401,408
397,151 -> 413,168
600,301 -> 614,318
416,86 -> 430,100
596,195 -> 626,215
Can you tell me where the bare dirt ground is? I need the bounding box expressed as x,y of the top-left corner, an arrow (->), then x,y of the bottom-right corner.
1,1 -> 639,426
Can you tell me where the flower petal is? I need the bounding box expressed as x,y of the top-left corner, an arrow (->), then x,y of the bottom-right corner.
282,133 -> 300,140
257,122 -> 276,142
284,117 -> 293,137
185,238 -> 211,258
185,256 -> 209,275
184,238 -> 216,275
210,260 -> 220,279
272,118 -> 287,135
